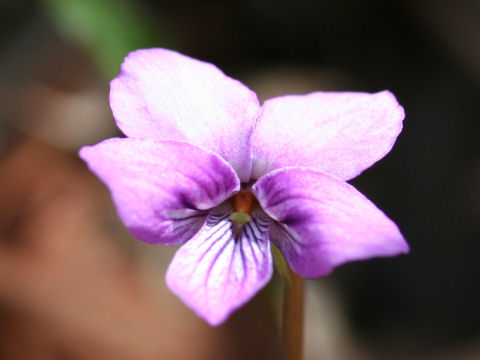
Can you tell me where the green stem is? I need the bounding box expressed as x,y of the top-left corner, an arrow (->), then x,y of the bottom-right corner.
282,267 -> 304,360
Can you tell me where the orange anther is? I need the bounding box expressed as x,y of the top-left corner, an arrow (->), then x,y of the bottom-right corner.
233,190 -> 257,214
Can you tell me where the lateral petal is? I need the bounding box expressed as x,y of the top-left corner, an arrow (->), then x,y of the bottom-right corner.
251,91 -> 404,180
79,138 -> 240,245
166,209 -> 273,325
252,167 -> 408,277
110,48 -> 260,181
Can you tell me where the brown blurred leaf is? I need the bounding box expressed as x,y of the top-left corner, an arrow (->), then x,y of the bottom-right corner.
0,138 -> 230,359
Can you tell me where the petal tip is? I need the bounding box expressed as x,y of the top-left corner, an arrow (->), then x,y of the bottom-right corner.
165,268 -> 229,326
397,237 -> 410,255
78,144 -> 95,163
377,89 -> 406,121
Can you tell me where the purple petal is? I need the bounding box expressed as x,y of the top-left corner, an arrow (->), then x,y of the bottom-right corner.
79,138 -> 240,245
251,91 -> 404,180
252,167 -> 408,277
166,209 -> 273,325
110,48 -> 260,181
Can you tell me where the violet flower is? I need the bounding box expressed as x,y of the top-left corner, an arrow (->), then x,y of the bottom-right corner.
79,48 -> 409,325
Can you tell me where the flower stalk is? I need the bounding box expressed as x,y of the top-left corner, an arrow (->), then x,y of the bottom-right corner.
282,266 -> 304,360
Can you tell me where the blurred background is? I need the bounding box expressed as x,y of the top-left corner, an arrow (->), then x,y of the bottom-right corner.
0,0 -> 479,359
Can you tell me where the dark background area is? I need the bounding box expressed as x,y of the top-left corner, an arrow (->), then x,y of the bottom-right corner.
1,0 -> 479,359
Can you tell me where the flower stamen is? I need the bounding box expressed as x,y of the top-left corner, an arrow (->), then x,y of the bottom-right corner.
233,189 -> 257,214
230,190 -> 258,237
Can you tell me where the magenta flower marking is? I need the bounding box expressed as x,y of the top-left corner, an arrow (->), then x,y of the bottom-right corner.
79,48 -> 409,325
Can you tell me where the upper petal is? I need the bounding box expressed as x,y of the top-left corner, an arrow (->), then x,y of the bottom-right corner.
110,48 -> 260,181
252,167 -> 408,278
166,208 -> 273,325
79,138 -> 240,245
251,90 -> 404,180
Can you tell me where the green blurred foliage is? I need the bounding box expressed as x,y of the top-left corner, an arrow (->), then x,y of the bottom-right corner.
40,0 -> 167,78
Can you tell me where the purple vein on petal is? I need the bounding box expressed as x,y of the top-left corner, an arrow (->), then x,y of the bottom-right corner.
273,222 -> 311,249
243,223 -> 257,243
205,212 -> 231,226
205,229 -> 234,286
245,229 -> 259,266
204,231 -> 235,304
238,238 -> 248,286
191,221 -> 233,266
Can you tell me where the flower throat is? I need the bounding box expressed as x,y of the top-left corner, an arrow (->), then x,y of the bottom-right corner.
229,189 -> 258,236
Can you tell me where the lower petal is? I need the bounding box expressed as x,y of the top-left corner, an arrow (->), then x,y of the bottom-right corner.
253,167 -> 409,278
166,209 -> 273,325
